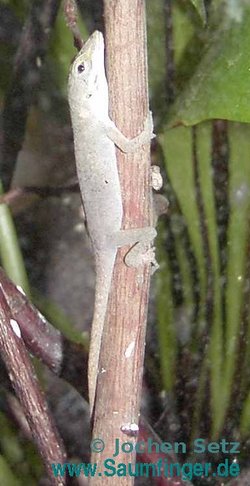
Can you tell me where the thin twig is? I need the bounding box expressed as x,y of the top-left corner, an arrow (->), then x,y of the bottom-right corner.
0,181 -> 79,206
64,0 -> 83,51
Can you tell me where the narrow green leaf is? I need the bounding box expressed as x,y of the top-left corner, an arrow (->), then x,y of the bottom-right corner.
0,182 -> 30,297
222,124 -> 250,420
240,391 -> 250,436
33,292 -> 87,347
156,225 -> 176,390
159,126 -> 207,306
195,124 -> 224,435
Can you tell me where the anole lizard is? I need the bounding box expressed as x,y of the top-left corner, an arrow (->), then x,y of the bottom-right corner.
68,30 -> 156,415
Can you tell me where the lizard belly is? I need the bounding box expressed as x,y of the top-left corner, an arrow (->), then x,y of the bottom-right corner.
74,132 -> 123,249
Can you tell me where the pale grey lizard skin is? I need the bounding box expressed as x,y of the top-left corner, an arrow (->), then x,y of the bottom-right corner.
68,30 -> 156,415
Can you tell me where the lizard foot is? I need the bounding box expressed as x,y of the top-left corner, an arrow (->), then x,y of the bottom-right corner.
151,165 -> 163,191
125,242 -> 158,272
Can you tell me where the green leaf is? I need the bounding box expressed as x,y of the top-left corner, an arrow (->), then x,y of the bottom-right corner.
0,455 -> 20,486
159,122 -> 250,435
156,223 -> 177,390
194,124 -> 224,434
190,0 -> 206,24
147,0 -> 200,118
240,391 -> 250,436
158,125 -> 208,394
169,3 -> 250,125
221,123 -> 250,424
159,126 -> 207,304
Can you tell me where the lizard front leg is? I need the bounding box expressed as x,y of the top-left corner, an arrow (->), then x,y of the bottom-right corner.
103,111 -> 155,153
108,227 -> 158,271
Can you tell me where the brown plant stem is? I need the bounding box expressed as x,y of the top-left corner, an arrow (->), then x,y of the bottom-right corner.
0,266 -> 89,398
64,0 -> 83,50
0,287 -> 66,485
88,1 -> 155,485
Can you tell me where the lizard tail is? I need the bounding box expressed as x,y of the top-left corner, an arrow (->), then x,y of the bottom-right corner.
88,249 -> 117,417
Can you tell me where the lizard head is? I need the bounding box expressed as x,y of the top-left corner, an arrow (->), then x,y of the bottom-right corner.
68,30 -> 108,115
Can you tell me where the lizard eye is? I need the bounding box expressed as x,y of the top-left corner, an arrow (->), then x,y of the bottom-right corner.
77,63 -> 85,73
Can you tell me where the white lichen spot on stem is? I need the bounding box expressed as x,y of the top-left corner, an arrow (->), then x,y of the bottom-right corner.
124,341 -> 135,358
120,422 -> 139,437
16,285 -> 26,296
10,319 -> 21,338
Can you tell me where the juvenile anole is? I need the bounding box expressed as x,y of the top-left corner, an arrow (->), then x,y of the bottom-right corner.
68,31 -> 156,415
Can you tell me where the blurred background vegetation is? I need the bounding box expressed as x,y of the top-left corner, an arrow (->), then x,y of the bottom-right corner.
0,0 -> 250,484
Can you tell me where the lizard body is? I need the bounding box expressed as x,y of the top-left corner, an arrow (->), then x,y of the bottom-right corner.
68,31 -> 156,415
